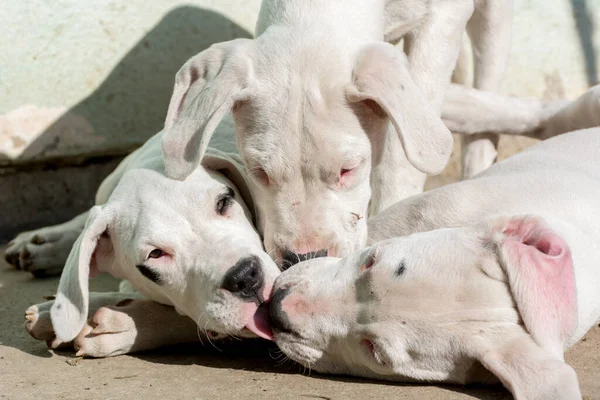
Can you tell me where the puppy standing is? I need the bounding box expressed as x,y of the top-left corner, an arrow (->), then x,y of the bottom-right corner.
160,0 -> 462,268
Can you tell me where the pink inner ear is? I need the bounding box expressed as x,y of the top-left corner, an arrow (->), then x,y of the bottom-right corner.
501,218 -> 578,358
89,249 -> 100,278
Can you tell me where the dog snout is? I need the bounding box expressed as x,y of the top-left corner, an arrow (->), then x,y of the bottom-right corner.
222,256 -> 264,302
269,288 -> 293,333
281,249 -> 328,270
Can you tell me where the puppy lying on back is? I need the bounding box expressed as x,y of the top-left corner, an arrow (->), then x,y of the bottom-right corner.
21,116 -> 278,357
270,89 -> 600,399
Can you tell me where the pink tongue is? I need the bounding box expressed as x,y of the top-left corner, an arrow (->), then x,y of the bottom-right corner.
245,303 -> 274,341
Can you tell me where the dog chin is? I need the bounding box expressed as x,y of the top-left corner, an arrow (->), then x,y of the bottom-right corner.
275,334 -> 323,365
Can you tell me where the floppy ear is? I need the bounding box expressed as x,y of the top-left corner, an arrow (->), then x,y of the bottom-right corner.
162,38 -> 255,180
487,214 -> 578,360
479,336 -> 582,400
50,205 -> 115,342
346,42 -> 453,175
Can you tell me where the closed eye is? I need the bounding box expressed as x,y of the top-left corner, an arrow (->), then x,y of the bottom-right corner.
251,166 -> 270,186
340,160 -> 363,186
216,187 -> 235,215
360,338 -> 386,365
360,248 -> 377,272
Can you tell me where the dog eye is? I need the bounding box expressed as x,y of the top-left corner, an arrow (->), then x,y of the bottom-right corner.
147,249 -> 164,259
341,167 -> 354,176
360,338 -> 386,365
216,187 -> 235,215
340,161 -> 362,185
252,167 -> 270,186
360,249 -> 377,272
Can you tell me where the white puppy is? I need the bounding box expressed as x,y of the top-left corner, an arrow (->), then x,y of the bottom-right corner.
21,116 -> 279,357
270,127 -> 600,399
161,0 -> 513,267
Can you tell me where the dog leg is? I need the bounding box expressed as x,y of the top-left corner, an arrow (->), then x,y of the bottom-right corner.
468,0 -> 513,91
461,0 -> 513,178
73,299 -> 202,357
443,84 -> 599,139
25,294 -> 201,357
25,291 -> 143,350
535,85 -> 600,139
5,211 -> 89,277
403,0 -> 475,113
369,125 -> 426,216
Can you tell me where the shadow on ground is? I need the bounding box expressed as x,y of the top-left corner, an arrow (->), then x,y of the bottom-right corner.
1,255 -> 510,400
0,6 -> 253,242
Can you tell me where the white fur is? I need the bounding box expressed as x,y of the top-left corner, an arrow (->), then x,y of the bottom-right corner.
272,121 -> 600,398
443,84 -> 600,140
21,117 -> 281,355
161,0 -> 512,264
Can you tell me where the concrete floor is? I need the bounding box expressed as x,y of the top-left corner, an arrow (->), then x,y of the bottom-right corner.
1,247 -> 599,400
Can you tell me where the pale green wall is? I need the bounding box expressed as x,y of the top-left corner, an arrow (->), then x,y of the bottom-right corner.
0,0 -> 598,166
0,0 -> 261,164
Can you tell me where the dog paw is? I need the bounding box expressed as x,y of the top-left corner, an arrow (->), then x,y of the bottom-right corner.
25,298 -> 74,350
74,304 -> 138,358
25,299 -> 56,340
5,225 -> 80,277
25,292 -> 141,356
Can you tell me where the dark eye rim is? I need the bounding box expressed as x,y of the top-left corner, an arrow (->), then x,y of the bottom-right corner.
216,187 -> 236,215
147,249 -> 164,259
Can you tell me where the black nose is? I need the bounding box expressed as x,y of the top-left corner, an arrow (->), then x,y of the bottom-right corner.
269,288 -> 293,333
281,249 -> 328,270
222,256 -> 264,302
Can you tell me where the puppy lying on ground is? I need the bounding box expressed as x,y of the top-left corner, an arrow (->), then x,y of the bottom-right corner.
270,126 -> 600,399
21,116 -> 279,357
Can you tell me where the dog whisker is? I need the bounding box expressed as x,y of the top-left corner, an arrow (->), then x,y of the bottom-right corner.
204,320 -> 223,352
195,311 -> 206,347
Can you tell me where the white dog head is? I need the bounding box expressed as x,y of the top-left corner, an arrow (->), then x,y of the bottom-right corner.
270,215 -> 581,399
50,141 -> 278,343
160,36 -> 452,268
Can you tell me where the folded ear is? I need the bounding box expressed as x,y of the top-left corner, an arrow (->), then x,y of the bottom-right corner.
162,38 -> 255,180
202,152 -> 255,221
487,215 -> 578,360
346,42 -> 453,175
50,205 -> 115,342
479,336 -> 582,400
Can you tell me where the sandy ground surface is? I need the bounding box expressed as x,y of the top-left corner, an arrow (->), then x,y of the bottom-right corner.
2,134 -> 599,400
1,247 -> 599,400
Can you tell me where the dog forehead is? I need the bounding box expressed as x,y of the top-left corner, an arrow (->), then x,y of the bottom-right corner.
109,168 -> 232,241
376,229 -> 483,273
240,90 -> 370,179
117,168 -> 222,201
243,38 -> 362,153
361,249 -> 516,332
